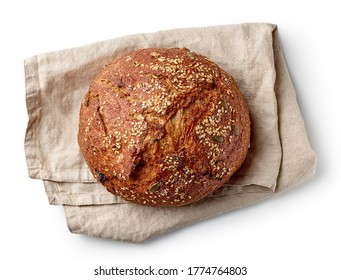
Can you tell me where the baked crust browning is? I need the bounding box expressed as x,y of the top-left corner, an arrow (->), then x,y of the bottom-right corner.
78,48 -> 250,206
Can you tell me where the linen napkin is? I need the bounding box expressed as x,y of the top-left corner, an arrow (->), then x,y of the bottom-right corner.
24,23 -> 317,242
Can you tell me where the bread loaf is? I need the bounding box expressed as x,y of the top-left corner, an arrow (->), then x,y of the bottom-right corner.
78,48 -> 250,206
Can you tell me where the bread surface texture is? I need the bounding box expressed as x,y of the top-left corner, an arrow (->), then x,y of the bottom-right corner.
78,48 -> 250,206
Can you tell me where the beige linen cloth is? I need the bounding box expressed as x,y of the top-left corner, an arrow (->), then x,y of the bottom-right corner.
24,23 -> 317,243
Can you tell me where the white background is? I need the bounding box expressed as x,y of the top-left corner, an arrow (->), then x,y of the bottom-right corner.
1,0 -> 340,279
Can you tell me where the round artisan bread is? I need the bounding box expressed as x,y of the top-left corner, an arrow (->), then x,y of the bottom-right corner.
78,48 -> 250,206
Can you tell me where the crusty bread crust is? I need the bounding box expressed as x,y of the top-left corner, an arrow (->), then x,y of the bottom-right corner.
78,48 -> 250,206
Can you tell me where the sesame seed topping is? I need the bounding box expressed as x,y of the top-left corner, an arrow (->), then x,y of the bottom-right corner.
79,48 -> 248,206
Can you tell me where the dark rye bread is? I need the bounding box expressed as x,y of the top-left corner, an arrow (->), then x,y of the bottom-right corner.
78,48 -> 250,206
